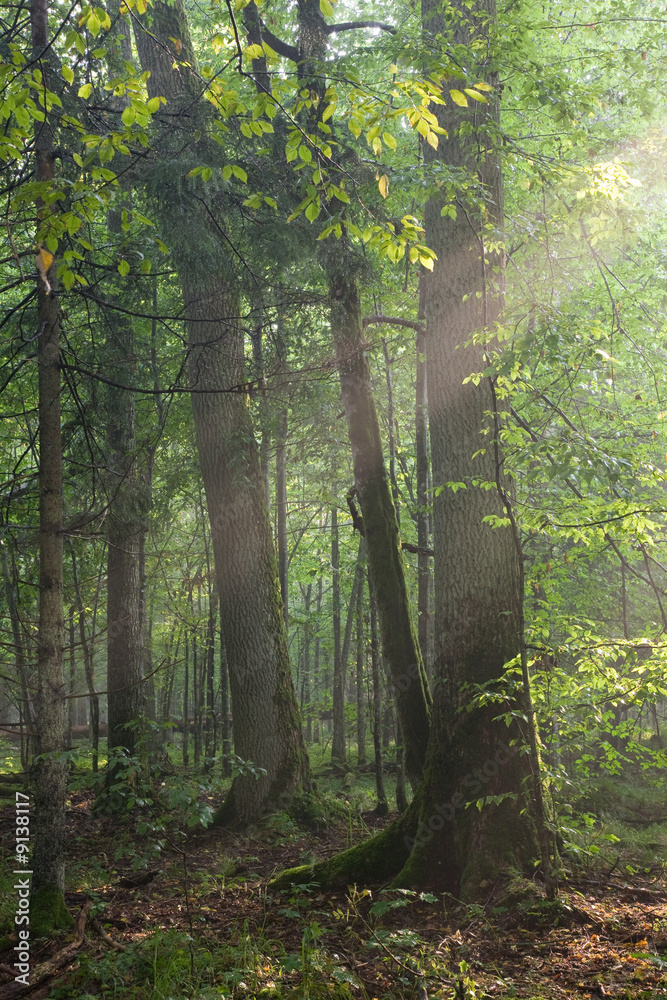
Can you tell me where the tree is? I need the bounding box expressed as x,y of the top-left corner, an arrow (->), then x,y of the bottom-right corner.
29,0 -> 73,933
132,0 -> 312,825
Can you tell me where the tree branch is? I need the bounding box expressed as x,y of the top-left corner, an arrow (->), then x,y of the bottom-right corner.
327,20 -> 396,34
362,315 -> 425,334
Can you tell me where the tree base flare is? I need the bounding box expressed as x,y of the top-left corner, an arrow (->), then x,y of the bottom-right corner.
270,807 -> 416,891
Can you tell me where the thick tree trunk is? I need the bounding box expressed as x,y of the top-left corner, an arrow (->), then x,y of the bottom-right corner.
134,0 -> 312,824
393,0 -> 543,896
30,0 -> 71,933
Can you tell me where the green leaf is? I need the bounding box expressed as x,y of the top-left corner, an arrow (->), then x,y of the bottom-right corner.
118,259 -> 130,276
121,105 -> 136,127
319,0 -> 334,15
382,131 -> 397,150
78,82 -> 92,99
62,66 -> 74,85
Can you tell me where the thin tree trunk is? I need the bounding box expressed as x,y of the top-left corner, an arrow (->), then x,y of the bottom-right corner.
369,574 -> 387,815
69,545 -> 100,772
183,631 -> 189,766
250,327 -> 271,507
220,607 -> 231,776
331,506 -> 345,767
290,0 -> 431,785
356,560 -> 366,767
277,409 -> 289,627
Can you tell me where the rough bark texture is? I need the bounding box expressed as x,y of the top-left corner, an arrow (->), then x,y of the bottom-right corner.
30,0 -> 72,931
134,0 -> 312,825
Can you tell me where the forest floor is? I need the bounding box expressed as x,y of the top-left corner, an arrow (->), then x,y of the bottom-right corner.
0,764 -> 666,999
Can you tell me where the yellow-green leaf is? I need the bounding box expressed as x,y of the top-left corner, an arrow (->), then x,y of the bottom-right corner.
383,132 -> 397,150
118,259 -> 130,276
449,89 -> 468,107
464,88 -> 487,102
62,66 -> 74,85
378,174 -> 389,199
121,105 -> 136,126
78,82 -> 92,99
320,0 -> 334,15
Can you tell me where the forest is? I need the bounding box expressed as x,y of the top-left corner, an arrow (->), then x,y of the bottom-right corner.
1,0 -> 667,995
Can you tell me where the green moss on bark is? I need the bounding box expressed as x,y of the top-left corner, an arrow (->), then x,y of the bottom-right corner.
30,886 -> 73,936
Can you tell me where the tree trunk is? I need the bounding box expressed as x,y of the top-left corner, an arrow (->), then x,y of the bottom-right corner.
369,575 -> 387,815
133,0 -> 312,825
104,11 -> 145,767
415,319 -> 431,676
290,0 -> 431,786
331,506 -> 345,767
30,0 -> 72,933
277,409 -> 289,627
355,559 -> 366,767
393,0 -> 545,896
325,250 -> 431,786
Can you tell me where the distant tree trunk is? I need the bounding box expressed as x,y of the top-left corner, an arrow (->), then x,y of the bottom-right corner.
1,543 -> 35,756
30,0 -> 71,932
369,575 -> 387,815
220,606 -> 231,776
313,576 -> 323,744
134,0 -> 312,825
355,559 -> 366,767
301,583 -> 313,743
182,631 -> 189,767
331,506 -> 346,768
250,327 -> 271,507
277,410 -> 289,626
69,545 -> 100,772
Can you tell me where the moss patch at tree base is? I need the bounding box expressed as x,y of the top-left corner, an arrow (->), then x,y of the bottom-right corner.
270,810 -> 414,891
30,887 -> 73,937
